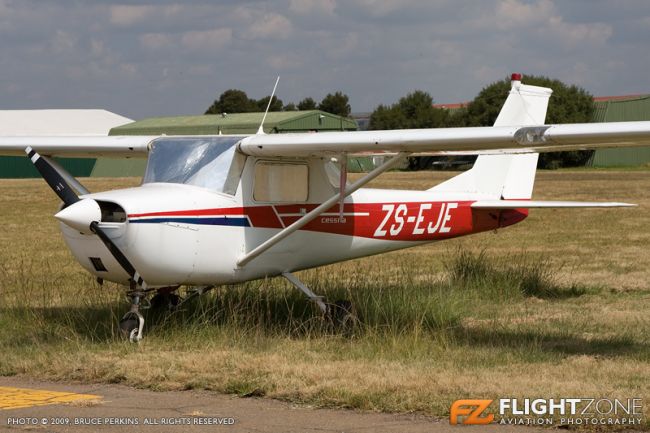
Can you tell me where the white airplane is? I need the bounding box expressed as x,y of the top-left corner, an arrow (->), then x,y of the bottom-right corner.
2,74 -> 650,342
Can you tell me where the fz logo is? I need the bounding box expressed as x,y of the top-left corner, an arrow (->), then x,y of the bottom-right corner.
449,399 -> 494,425
373,202 -> 457,238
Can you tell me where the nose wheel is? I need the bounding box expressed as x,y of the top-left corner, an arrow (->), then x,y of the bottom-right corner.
120,290 -> 145,343
119,285 -> 207,342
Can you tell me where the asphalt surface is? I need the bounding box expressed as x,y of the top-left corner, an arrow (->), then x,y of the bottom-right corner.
0,376 -> 554,433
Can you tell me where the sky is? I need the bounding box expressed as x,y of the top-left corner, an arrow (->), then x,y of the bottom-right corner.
0,0 -> 649,120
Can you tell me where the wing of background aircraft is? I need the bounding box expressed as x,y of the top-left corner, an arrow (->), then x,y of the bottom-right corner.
1,121 -> 650,158
0,136 -> 156,158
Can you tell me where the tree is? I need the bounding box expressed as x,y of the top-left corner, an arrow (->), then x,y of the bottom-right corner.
283,102 -> 297,111
318,91 -> 351,117
256,95 -> 283,112
368,90 -> 449,130
205,89 -> 257,114
297,97 -> 317,110
368,104 -> 407,130
368,90 -> 453,169
461,74 -> 595,168
396,91 -> 450,129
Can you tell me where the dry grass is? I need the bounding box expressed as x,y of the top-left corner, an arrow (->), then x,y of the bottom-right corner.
0,170 -> 649,429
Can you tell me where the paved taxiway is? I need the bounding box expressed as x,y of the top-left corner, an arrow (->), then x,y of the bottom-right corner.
0,377 -> 555,433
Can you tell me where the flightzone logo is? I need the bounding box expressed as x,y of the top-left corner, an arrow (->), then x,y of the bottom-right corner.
450,398 -> 644,426
449,400 -> 494,425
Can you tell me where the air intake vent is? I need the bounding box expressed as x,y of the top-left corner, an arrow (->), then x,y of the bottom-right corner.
89,257 -> 108,272
97,201 -> 127,223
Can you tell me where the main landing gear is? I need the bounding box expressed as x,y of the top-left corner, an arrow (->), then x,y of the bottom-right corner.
282,272 -> 357,331
118,274 -> 354,342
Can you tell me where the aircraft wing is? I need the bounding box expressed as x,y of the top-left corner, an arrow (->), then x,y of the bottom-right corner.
1,121 -> 650,158
0,135 -> 158,158
237,121 -> 650,157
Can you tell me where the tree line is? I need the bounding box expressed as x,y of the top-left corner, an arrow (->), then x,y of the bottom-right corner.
205,89 -> 351,117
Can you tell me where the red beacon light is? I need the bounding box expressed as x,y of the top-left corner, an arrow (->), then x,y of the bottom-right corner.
511,73 -> 522,81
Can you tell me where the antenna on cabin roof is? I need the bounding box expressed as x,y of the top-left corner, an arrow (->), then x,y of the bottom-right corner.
256,76 -> 280,135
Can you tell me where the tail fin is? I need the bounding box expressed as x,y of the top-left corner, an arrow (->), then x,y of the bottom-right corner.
429,74 -> 552,200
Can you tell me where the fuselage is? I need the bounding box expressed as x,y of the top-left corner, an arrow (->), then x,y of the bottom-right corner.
60,152 -> 527,288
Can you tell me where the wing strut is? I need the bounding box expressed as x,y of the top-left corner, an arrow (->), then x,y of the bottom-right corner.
236,152 -> 409,267
338,154 -> 347,221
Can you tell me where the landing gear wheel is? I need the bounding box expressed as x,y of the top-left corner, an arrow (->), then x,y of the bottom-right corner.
120,290 -> 145,343
119,316 -> 141,342
327,300 -> 358,334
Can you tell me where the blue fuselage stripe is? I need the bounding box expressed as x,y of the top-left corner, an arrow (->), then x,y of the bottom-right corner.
129,217 -> 250,227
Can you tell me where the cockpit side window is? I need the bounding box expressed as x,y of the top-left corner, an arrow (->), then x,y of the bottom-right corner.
253,161 -> 309,202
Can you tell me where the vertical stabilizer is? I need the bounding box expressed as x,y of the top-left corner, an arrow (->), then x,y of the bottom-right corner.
429,73 -> 552,199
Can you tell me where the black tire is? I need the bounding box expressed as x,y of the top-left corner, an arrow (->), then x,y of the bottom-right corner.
150,292 -> 181,311
119,316 -> 139,339
327,300 -> 358,334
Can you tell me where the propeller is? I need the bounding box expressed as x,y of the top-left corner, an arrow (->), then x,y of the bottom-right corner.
26,147 -> 79,207
25,146 -> 148,290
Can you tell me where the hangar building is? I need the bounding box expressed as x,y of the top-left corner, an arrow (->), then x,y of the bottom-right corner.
0,109 -> 131,178
588,95 -> 650,166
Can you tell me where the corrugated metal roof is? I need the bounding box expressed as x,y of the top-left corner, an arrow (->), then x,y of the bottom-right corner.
591,95 -> 650,166
109,110 -> 357,136
592,95 -> 650,122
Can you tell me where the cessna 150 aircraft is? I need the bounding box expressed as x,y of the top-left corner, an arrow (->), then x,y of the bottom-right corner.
2,74 -> 650,341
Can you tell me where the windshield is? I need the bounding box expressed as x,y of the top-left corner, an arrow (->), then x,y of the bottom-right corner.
143,136 -> 245,193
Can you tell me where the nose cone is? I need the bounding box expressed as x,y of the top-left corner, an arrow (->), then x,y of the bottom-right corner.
55,198 -> 101,234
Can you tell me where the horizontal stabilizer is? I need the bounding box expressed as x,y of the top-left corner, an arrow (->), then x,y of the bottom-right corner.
471,200 -> 636,209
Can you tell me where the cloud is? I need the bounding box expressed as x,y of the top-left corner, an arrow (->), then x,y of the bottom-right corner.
109,4 -> 184,27
181,28 -> 233,51
289,0 -> 336,16
495,0 -> 555,29
244,13 -> 293,40
0,1 -> 647,119
51,30 -> 77,53
139,33 -> 174,51
491,0 -> 612,50
109,5 -> 155,27
267,53 -> 304,70
546,16 -> 612,49
90,39 -> 106,57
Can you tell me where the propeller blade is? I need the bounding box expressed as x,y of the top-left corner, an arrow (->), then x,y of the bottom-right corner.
26,146 -> 148,290
25,146 -> 79,206
90,221 -> 148,290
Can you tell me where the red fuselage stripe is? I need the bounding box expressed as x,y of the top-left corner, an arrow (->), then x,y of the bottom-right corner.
127,202 -> 528,241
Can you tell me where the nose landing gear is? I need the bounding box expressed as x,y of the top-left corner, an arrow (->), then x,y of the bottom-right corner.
118,285 -> 211,343
119,289 -> 146,343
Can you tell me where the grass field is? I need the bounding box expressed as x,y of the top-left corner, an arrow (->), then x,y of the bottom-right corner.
0,170 -> 649,429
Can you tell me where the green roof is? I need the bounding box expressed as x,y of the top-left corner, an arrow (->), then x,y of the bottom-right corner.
109,110 -> 357,136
